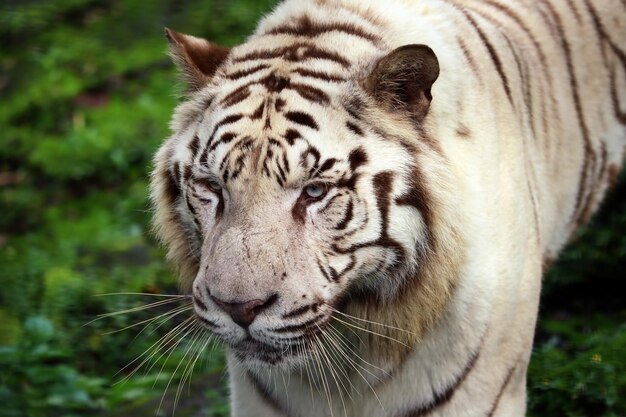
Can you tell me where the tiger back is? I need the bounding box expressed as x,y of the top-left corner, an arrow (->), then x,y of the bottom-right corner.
150,0 -> 626,416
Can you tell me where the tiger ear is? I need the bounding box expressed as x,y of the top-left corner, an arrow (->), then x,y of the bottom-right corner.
363,44 -> 439,123
165,28 -> 231,92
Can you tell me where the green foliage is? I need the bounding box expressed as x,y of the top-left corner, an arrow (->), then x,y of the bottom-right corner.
0,316 -> 106,417
528,315 -> 626,417
0,0 -> 624,416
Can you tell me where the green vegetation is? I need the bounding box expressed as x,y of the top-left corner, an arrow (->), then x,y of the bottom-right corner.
0,1 -> 624,416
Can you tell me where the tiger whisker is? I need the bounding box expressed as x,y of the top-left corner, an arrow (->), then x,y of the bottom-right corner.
304,335 -> 322,402
147,320 -> 200,381
326,324 -> 390,378
320,329 -> 359,401
85,297 -> 188,327
324,325 -> 377,381
297,341 -> 316,404
184,333 -> 213,393
311,333 -> 335,417
132,304 -> 193,341
315,327 -> 350,416
186,333 -> 213,390
127,323 -> 197,389
280,368 -> 289,403
99,297 -> 186,316
101,304 -> 192,335
115,315 -> 195,382
324,325 -> 385,410
316,324 -> 356,401
94,292 -> 189,298
328,306 -> 417,336
114,316 -> 193,381
158,324 -> 204,416
329,315 -> 409,347
173,328 -> 210,413
177,331 -> 206,397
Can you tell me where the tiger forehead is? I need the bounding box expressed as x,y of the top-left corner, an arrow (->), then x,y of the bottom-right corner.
199,126 -> 349,190
216,67 -> 339,113
195,92 -> 356,189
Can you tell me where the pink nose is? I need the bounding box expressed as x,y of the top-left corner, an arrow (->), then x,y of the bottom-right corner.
210,294 -> 277,328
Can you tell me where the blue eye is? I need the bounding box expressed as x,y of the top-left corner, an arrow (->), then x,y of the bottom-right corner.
303,184 -> 326,199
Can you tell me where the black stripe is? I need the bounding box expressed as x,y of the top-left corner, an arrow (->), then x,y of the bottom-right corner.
396,164 -> 434,248
250,102 -> 265,120
539,0 -> 595,226
320,158 -> 338,174
283,128 -> 302,145
220,86 -> 251,107
335,198 -> 354,230
207,114 -> 244,146
282,151 -> 290,175
270,314 -> 326,333
481,1 -> 550,70
332,172 -> 405,265
328,254 -> 356,282
207,132 -> 236,153
274,98 -> 286,113
583,0 -> 626,124
282,303 -> 319,319
318,192 -> 343,214
233,43 -> 351,68
458,36 -> 481,80
486,364 -> 517,417
461,9 -> 514,106
285,111 -> 319,130
163,158 -> 180,205
193,296 -> 208,311
265,15 -> 381,45
288,82 -> 330,105
188,135 -> 200,161
196,315 -> 218,328
564,0 -> 583,24
224,63 -> 270,80
317,258 -> 332,282
348,147 -> 368,170
397,346 -> 481,417
246,372 -> 287,414
346,121 -> 363,136
293,67 -> 346,82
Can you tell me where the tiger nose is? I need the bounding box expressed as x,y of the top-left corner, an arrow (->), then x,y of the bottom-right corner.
210,294 -> 277,328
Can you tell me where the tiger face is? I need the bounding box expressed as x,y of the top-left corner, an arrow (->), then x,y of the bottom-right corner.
152,29 -> 455,368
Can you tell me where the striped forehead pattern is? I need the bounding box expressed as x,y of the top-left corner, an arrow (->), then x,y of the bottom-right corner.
183,11 -> 390,187
192,69 -> 358,188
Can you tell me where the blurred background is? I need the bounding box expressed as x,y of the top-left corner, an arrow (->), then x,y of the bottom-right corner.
0,1 -> 624,416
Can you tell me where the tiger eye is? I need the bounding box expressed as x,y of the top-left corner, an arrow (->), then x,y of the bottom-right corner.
207,180 -> 223,193
303,184 -> 326,199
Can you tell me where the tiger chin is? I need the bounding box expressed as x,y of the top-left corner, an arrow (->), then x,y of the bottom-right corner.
150,0 -> 626,416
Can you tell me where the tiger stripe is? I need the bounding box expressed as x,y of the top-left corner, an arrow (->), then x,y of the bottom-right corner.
232,43 -> 351,68
397,345 -> 481,417
265,15 -> 382,46
460,8 -> 514,106
486,364 -> 518,417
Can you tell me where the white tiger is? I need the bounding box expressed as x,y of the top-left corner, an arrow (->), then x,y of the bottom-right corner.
150,0 -> 626,415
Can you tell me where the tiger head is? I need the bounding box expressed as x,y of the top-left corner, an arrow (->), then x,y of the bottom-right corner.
151,29 -> 464,368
